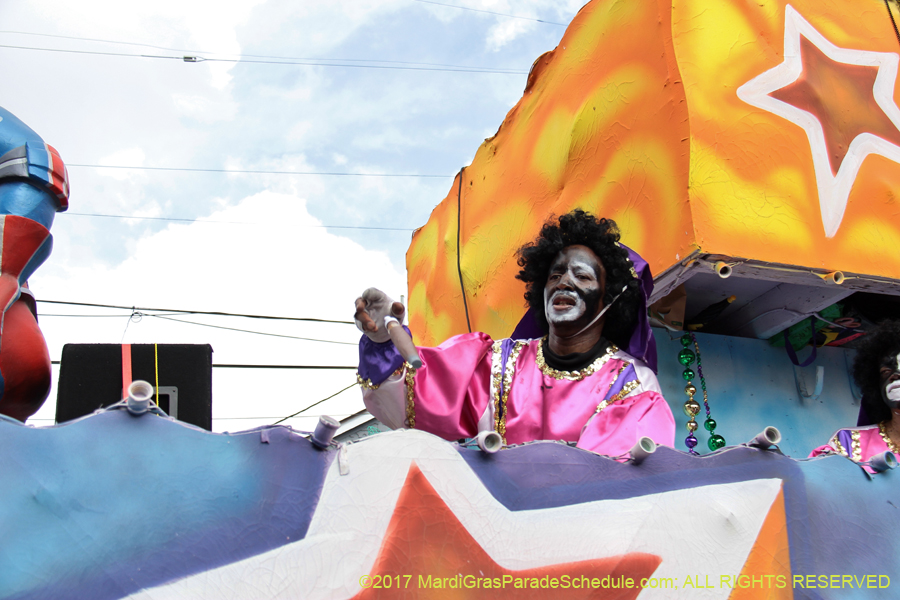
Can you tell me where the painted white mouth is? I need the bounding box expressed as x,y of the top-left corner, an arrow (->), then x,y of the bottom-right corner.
886,382 -> 900,401
546,291 -> 585,323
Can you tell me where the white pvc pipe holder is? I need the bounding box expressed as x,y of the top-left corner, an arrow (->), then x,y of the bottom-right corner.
712,261 -> 732,279
870,450 -> 898,473
475,430 -> 503,454
126,380 -> 155,415
748,426 -> 782,449
312,415 -> 340,449
821,271 -> 845,285
629,436 -> 657,464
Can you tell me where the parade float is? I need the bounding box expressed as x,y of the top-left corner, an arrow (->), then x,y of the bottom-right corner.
4,0 -> 900,598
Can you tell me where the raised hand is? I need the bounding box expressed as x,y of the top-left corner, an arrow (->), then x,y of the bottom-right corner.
354,288 -> 405,343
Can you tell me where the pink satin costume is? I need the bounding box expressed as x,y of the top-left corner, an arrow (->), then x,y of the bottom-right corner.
359,332 -> 675,457
810,424 -> 899,472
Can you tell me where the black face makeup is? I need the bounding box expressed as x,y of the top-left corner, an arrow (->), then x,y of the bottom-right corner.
880,351 -> 900,409
543,245 -> 606,333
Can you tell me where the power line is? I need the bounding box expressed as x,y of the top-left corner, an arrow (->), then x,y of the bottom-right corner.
411,0 -> 568,26
149,314 -> 358,345
213,364 -> 356,369
274,381 -> 358,424
49,360 -> 357,369
37,299 -> 355,324
64,212 -> 417,231
27,414 -> 357,421
0,42 -> 527,74
66,163 -> 453,178
0,30 -> 530,71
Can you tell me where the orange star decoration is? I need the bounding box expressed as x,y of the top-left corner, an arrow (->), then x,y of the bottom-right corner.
769,36 -> 900,176
737,5 -> 900,237
352,463 -> 661,600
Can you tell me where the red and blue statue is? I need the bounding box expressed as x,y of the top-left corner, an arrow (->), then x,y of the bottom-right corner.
0,106 -> 69,421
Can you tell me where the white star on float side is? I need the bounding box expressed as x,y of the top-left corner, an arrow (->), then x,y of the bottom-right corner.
737,4 -> 900,237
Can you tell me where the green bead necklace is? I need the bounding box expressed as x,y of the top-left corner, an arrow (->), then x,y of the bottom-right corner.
678,333 -> 725,453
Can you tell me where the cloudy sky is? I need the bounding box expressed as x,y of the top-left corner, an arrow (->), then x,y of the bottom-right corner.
0,0 -> 582,432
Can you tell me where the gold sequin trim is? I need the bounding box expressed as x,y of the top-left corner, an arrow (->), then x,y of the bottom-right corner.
356,373 -> 379,390
830,434 -> 848,458
608,380 -> 641,404
878,422 -> 900,455
356,365 -> 405,391
593,363 -> 626,413
851,429 -> 862,462
404,362 -> 417,429
536,337 -> 618,381
497,341 -> 526,442
490,341 -> 504,436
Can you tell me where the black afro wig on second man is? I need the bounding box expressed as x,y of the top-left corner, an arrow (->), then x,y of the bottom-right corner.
853,319 -> 900,424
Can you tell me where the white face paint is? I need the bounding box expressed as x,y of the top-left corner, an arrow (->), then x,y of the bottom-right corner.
545,286 -> 588,325
883,352 -> 900,408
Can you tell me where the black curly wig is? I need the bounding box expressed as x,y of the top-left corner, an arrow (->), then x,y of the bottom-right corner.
515,210 -> 641,350
853,319 -> 900,423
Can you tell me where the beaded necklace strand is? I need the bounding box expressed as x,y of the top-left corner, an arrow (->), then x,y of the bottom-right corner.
678,333 -> 725,453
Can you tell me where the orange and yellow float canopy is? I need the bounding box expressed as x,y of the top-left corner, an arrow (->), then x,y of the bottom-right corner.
407,0 -> 900,347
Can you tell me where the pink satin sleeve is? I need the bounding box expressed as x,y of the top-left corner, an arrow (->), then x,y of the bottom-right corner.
808,444 -> 835,458
576,390 -> 676,457
411,332 -> 495,441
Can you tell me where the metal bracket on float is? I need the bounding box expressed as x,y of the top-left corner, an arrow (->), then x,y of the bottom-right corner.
794,365 -> 824,401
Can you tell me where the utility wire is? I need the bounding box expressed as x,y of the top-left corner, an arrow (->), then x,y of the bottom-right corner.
49,360 -> 357,369
214,364 -> 356,369
411,0 -> 568,26
28,414 -> 357,421
0,30 -> 529,71
0,43 -> 527,74
149,314 -> 358,345
37,299 -> 355,324
274,381 -> 358,424
64,212 -> 417,231
66,163 -> 453,177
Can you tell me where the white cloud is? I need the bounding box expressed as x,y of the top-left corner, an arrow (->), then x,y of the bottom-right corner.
0,0 -> 578,432
30,190 -> 407,431
172,94 -> 238,123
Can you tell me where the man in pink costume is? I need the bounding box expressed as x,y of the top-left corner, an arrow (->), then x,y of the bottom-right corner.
811,320 -> 900,470
355,210 -> 675,457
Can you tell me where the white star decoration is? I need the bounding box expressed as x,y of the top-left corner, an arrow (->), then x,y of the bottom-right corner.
737,4 -> 900,237
125,431 -> 782,600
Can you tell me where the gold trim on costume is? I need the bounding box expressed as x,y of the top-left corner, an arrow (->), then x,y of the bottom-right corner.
357,365 -> 405,391
594,363 -> 626,413
830,434 -> 848,458
491,340 -> 526,443
356,373 -> 380,390
851,429 -> 862,462
404,362 -> 417,429
490,340 -> 504,437
878,422 -> 900,455
608,380 -> 641,404
831,431 -> 863,461
536,337 -> 618,381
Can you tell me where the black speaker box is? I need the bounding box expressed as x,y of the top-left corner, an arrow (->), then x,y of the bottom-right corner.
56,343 -> 213,430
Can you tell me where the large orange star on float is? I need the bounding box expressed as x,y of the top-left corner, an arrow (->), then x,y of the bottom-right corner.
737,5 -> 900,238
352,463 -> 662,600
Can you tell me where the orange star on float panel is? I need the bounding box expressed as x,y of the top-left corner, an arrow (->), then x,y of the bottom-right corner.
352,462 -> 662,600
770,35 -> 900,176
737,5 -> 900,237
